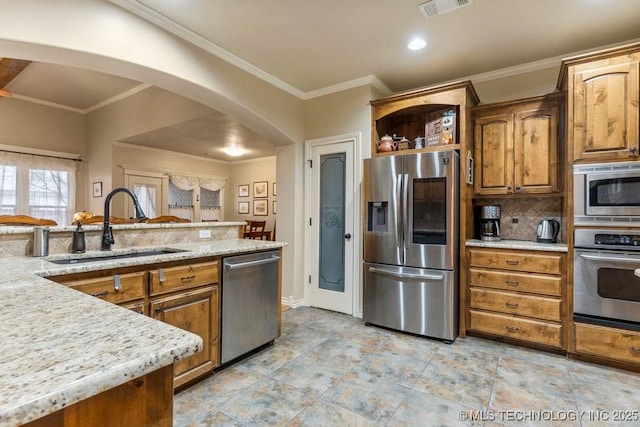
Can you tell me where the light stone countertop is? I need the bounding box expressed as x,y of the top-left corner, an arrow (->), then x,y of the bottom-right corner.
465,239 -> 568,252
0,238 -> 286,426
0,221 -> 246,235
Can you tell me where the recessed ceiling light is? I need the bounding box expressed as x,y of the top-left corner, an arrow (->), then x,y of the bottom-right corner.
223,146 -> 245,157
408,38 -> 427,51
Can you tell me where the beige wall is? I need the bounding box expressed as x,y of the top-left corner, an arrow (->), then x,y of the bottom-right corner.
473,66 -> 561,104
225,156 -> 277,231
0,97 -> 88,210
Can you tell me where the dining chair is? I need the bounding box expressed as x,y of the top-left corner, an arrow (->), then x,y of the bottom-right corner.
0,215 -> 57,226
246,220 -> 267,239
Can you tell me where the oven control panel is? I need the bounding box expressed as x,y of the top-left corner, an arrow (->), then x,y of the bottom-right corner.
575,229 -> 640,251
594,233 -> 640,247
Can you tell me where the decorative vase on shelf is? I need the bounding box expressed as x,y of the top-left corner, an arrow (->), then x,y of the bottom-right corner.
376,134 -> 397,153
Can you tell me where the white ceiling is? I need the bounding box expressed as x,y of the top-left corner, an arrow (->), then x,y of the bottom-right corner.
4,0 -> 640,161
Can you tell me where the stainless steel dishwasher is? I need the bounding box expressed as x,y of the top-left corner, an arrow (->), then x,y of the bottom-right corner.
221,250 -> 280,364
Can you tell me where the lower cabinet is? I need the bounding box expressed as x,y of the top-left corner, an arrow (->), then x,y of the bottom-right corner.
151,285 -> 219,388
49,258 -> 221,388
574,322 -> 640,366
466,247 -> 566,349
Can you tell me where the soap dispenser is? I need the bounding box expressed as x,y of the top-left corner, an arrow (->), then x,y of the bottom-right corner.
72,221 -> 86,253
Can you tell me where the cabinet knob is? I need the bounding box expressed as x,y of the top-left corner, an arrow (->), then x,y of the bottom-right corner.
155,306 -> 163,313
631,147 -> 638,156
515,186 -> 521,191
507,186 -> 512,190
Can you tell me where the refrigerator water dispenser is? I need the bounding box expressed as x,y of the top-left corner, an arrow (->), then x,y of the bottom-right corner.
367,202 -> 388,232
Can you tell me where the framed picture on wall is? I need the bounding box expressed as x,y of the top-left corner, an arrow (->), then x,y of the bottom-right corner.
92,181 -> 102,198
253,181 -> 268,198
273,182 -> 277,196
238,201 -> 249,214
253,199 -> 268,216
273,201 -> 277,214
238,184 -> 249,197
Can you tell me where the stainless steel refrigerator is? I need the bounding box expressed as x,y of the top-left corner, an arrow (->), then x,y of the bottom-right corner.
363,151 -> 459,342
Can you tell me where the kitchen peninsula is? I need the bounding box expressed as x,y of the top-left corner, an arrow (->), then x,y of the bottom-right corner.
0,222 -> 285,427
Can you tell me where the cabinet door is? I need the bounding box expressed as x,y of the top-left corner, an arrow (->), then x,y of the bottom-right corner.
573,59 -> 640,162
474,113 -> 514,195
514,105 -> 559,194
151,287 -> 214,388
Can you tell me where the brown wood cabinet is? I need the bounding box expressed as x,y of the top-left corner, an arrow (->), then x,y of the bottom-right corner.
370,81 -> 479,157
574,322 -> 640,366
50,258 -> 221,388
558,43 -> 640,162
151,286 -> 219,388
24,365 -> 173,427
472,94 -> 563,196
466,247 -> 566,349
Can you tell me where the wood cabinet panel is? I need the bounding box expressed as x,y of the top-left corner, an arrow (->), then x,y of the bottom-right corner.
469,249 -> 563,274
121,300 -> 148,315
470,310 -> 562,347
575,323 -> 640,365
62,271 -> 146,305
149,261 -> 219,296
514,106 -> 559,193
470,288 -> 561,321
24,365 -> 173,427
572,59 -> 640,162
472,95 -> 562,196
474,114 -> 513,194
150,286 -> 217,388
469,268 -> 562,296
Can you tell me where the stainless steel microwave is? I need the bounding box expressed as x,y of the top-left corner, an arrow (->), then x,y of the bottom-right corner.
574,161 -> 640,226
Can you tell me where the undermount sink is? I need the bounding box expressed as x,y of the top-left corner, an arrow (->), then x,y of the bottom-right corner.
46,248 -> 187,265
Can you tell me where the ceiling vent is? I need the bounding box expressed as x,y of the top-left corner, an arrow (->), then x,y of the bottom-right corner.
418,0 -> 472,19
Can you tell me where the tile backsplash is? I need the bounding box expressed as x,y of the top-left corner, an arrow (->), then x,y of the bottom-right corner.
476,197 -> 564,242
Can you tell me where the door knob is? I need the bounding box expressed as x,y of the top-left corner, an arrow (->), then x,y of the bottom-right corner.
344,233 -> 352,240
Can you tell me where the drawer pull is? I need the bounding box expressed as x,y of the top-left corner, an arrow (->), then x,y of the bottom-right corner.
113,274 -> 121,292
506,260 -> 519,265
155,306 -> 163,314
91,291 -> 109,299
631,347 -> 640,353
181,275 -> 196,282
505,279 -> 519,286
506,325 -> 519,332
505,302 -> 519,308
158,268 -> 166,283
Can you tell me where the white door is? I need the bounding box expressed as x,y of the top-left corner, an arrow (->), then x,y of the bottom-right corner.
307,138 -> 356,314
123,174 -> 167,219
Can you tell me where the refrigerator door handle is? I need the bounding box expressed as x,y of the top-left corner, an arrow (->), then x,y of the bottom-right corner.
402,173 -> 409,263
369,266 -> 444,281
396,173 -> 404,262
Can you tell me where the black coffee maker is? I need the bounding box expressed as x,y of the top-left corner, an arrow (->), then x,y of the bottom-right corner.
479,205 -> 501,241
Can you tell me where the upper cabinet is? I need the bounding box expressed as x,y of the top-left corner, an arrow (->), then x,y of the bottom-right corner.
472,94 -> 564,196
558,43 -> 640,163
370,81 -> 479,157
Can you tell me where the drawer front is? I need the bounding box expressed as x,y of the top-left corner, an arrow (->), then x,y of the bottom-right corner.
149,261 -> 219,295
575,323 -> 640,365
469,310 -> 562,348
469,268 -> 562,296
121,301 -> 148,315
470,288 -> 561,321
64,271 -> 146,304
469,249 -> 563,274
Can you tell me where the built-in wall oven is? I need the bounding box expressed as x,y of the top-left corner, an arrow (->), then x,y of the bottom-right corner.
574,229 -> 640,329
574,161 -> 640,226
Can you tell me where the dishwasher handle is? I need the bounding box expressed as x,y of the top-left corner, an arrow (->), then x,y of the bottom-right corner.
225,256 -> 281,270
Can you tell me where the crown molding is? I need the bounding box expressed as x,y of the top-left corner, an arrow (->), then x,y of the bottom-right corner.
113,141 -> 230,164
303,75 -> 392,100
9,94 -> 85,114
85,83 -> 151,113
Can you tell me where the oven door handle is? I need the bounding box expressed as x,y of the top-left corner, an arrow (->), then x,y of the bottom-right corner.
579,253 -> 640,264
635,268 -> 640,278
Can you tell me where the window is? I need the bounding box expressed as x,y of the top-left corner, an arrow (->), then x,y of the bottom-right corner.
168,175 -> 225,221
0,152 -> 76,225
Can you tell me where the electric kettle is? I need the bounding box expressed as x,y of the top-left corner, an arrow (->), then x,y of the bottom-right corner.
536,219 -> 560,243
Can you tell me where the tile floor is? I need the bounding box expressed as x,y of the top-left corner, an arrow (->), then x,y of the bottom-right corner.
174,307 -> 640,426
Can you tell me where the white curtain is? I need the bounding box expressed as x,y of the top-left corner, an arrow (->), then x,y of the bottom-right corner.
170,175 -> 226,191
0,151 -> 76,225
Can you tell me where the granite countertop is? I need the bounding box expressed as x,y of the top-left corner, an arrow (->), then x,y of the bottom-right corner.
465,239 -> 568,252
0,238 -> 286,426
0,221 -> 246,235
